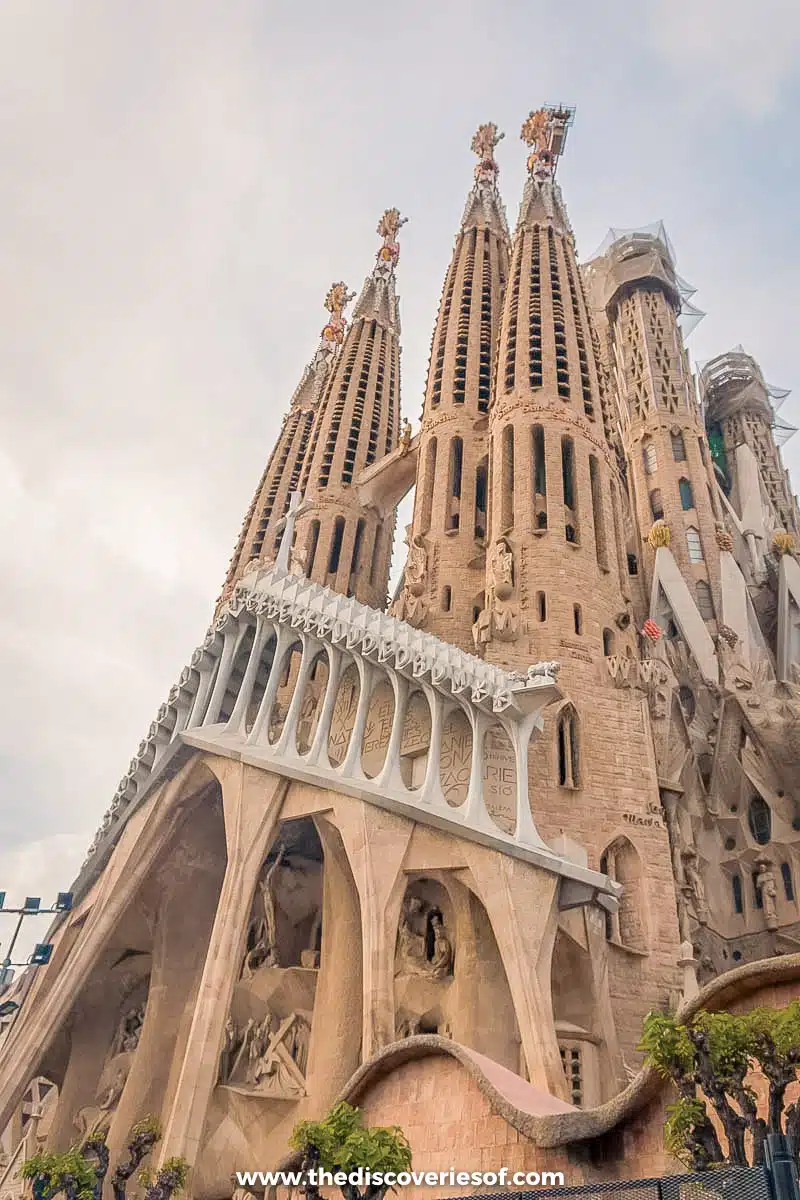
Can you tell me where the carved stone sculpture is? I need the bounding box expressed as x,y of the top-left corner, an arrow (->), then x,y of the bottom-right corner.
395,896 -> 428,975
756,857 -> 779,931
395,896 -> 454,979
681,849 -> 709,926
231,1010 -> 310,1096
219,1017 -> 240,1083
112,1003 -> 145,1056
390,529 -> 429,627
427,912 -> 454,979
489,539 -> 514,600
242,845 -> 285,978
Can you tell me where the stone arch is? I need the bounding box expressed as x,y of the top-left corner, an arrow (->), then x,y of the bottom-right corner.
551,929 -> 603,1107
244,627 -> 278,735
393,874 -> 520,1073
556,702 -> 581,790
600,835 -> 649,953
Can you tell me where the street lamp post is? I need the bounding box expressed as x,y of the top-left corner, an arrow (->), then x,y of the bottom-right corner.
0,892 -> 74,1026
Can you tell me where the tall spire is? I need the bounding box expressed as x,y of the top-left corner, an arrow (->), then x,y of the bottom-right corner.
391,126 -> 510,649
216,283 -> 355,610
291,211 -> 407,606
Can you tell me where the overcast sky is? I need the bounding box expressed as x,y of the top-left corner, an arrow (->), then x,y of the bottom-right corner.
1,1 -> 799,958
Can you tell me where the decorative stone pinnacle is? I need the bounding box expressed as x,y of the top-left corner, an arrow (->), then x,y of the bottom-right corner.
321,281 -> 356,345
648,520 -> 671,550
520,105 -> 574,176
376,208 -> 408,271
471,122 -> 504,184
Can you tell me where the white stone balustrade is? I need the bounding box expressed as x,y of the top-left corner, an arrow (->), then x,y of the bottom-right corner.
77,564 -> 620,910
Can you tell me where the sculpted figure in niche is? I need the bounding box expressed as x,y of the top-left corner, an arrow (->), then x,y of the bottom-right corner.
756,857 -> 779,931
218,1017 -> 241,1083
489,539 -> 514,600
681,849 -> 709,926
74,1064 -> 129,1137
395,896 -> 428,974
395,894 -> 454,979
242,845 -> 286,978
112,1002 -> 145,1056
426,911 -> 454,979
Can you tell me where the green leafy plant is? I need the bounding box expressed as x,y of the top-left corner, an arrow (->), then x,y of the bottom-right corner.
23,1116 -> 187,1200
290,1101 -> 412,1200
639,1001 -> 800,1170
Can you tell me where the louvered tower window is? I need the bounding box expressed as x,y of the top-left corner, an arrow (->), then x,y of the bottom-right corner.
504,241 -> 523,392
453,229 -> 476,405
548,228 -> 569,399
528,226 -> 543,389
478,231 -> 493,412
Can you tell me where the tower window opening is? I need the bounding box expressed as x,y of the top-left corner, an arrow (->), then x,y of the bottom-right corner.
561,435 -> 578,542
369,527 -> 382,584
627,552 -> 639,576
447,436 -> 464,531
649,489 -> 664,521
478,230 -> 492,410
698,436 -> 708,465
602,628 -> 615,656
533,424 -> 547,530
430,259 -> 456,408
686,528 -> 704,563
573,604 -> 582,635
589,455 -> 609,570
327,517 -> 345,576
501,425 -> 515,530
474,456 -> 488,540
442,586 -> 452,612
473,593 -> 485,625
504,241 -> 523,392
782,862 -> 795,902
347,518 -> 366,596
732,874 -> 744,915
696,580 -> 714,621
679,478 -> 695,510
748,796 -> 772,845
557,705 -> 580,789
671,431 -> 686,461
528,227 -> 543,389
537,591 -> 547,622
420,438 -> 437,535
643,440 -> 658,474
306,520 -> 321,576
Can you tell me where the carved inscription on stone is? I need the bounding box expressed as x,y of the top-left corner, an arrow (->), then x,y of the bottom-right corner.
439,711 -> 472,807
482,727 -> 516,834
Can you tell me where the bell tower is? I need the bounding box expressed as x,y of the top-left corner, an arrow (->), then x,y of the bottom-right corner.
392,125 -> 510,649
292,210 -> 407,608
479,108 -> 682,1062
217,282 -> 355,610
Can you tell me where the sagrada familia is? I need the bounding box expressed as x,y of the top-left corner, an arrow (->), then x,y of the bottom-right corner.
1,106 -> 800,1195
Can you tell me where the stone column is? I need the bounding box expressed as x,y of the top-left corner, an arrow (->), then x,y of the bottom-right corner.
106,834 -> 226,1167
156,761 -> 287,1171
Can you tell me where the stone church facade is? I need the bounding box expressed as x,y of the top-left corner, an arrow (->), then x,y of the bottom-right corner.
1,106 -> 800,1195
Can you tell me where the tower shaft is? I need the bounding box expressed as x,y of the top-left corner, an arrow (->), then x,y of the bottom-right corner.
293,212 -> 406,607
394,125 -> 509,649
